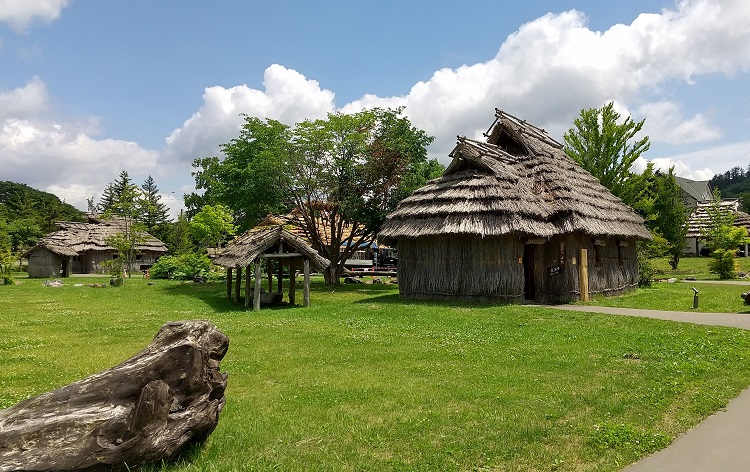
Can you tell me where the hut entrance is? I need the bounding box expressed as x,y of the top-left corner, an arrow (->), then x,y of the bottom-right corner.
523,244 -> 536,301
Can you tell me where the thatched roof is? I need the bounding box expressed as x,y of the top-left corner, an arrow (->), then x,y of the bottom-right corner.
685,199 -> 750,238
28,217 -> 168,256
258,204 -> 366,248
379,109 -> 651,244
214,225 -> 330,269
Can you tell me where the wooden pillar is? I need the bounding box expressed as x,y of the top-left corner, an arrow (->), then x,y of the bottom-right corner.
289,261 -> 296,305
244,265 -> 252,307
234,265 -> 241,303
267,259 -> 273,293
226,267 -> 232,299
579,248 -> 589,302
254,260 -> 262,311
303,258 -> 311,308
277,259 -> 284,294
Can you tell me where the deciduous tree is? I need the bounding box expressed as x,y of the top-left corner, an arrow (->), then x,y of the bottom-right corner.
650,168 -> 688,270
564,102 -> 651,208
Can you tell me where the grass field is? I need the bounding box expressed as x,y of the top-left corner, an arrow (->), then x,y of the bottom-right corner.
652,255 -> 750,280
3,276 -> 750,471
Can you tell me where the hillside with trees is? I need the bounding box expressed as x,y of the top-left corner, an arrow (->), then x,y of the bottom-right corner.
709,165 -> 750,212
0,181 -> 86,231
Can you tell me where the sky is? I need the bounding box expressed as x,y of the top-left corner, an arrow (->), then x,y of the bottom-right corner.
2,0 -> 750,217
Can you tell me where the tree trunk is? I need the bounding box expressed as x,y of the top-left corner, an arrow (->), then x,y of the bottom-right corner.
323,264 -> 344,285
0,320 -> 228,472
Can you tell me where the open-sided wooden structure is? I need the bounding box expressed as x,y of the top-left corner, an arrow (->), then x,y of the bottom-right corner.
213,225 -> 330,309
379,109 -> 651,304
684,198 -> 750,256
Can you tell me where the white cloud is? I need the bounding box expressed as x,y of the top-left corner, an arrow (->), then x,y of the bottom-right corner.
0,79 -> 159,212
161,64 -> 335,166
6,0 -> 750,215
0,0 -> 69,32
649,141 -> 750,181
637,101 -> 722,145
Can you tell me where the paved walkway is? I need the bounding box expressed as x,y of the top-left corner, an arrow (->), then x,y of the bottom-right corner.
550,304 -> 750,471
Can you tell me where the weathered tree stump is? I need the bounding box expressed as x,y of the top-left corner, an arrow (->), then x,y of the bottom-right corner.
0,320 -> 228,472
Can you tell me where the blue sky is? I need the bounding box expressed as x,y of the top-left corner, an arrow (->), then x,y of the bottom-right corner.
2,0 -> 750,216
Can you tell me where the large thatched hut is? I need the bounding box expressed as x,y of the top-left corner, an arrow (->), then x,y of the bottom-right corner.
379,109 -> 651,304
25,217 -> 168,278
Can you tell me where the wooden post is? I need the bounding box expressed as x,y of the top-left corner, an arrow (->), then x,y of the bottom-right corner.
254,260 -> 262,311
267,260 -> 273,293
277,259 -> 284,294
289,261 -> 296,305
244,265 -> 251,307
234,265 -> 241,303
226,267 -> 232,299
303,258 -> 311,308
579,248 -> 589,302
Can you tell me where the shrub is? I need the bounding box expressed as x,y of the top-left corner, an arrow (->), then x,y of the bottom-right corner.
150,253 -> 211,280
636,242 -> 656,287
709,249 -> 738,279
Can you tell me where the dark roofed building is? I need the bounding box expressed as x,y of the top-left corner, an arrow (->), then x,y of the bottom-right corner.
379,109 -> 651,304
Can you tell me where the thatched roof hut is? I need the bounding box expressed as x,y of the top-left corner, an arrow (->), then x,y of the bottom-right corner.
379,109 -> 650,304
26,217 -> 168,278
684,199 -> 750,256
215,225 -> 329,309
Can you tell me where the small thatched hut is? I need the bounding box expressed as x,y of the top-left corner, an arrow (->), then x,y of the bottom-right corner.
684,199 -> 750,256
214,225 -> 330,309
25,217 -> 168,278
379,109 -> 651,304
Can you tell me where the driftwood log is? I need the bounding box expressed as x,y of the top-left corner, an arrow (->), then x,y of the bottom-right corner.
0,320 -> 228,472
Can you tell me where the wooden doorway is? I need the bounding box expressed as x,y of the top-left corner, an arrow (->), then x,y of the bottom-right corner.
523,244 -> 535,301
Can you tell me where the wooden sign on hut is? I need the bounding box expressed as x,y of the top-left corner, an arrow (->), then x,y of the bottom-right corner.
378,109 -> 651,304
214,225 -> 330,309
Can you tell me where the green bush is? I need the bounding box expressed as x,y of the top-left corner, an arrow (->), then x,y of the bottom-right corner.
150,253 -> 211,280
636,242 -> 656,287
709,249 -> 738,279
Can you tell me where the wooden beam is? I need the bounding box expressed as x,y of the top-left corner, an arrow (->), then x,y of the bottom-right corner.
289,262 -> 296,305
233,265 -> 241,303
579,248 -> 589,302
244,265 -> 251,307
258,253 -> 303,259
226,267 -> 232,299
254,260 -> 262,311
303,258 -> 311,308
277,258 -> 283,294
267,259 -> 273,293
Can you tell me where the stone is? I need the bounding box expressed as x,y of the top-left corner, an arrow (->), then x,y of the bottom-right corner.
0,320 -> 228,471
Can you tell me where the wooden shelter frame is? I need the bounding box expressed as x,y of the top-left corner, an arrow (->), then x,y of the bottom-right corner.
215,226 -> 329,310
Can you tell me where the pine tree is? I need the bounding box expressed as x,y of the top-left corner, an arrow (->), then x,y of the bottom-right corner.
139,175 -> 170,229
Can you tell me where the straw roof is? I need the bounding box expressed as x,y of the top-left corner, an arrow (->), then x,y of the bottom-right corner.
29,217 -> 168,256
214,225 -> 330,269
258,204 -> 365,248
685,199 -> 750,238
379,109 -> 651,244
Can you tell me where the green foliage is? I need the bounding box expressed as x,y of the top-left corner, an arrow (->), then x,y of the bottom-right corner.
0,181 -> 85,232
103,221 -> 149,278
636,242 -> 659,287
650,168 -> 688,269
0,217 -> 14,284
167,210 -> 194,254
187,117 -> 294,229
149,253 -> 211,279
189,204 -> 235,249
700,189 -> 750,279
563,102 -> 651,208
589,422 -> 671,455
708,249 -> 738,279
139,175 -> 171,230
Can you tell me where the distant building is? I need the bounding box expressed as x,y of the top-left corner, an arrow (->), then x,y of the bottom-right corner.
684,199 -> 750,256
25,216 -> 168,277
674,176 -> 712,210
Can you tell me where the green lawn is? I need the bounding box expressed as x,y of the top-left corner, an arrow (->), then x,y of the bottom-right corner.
652,255 -> 750,280
3,277 -> 750,471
